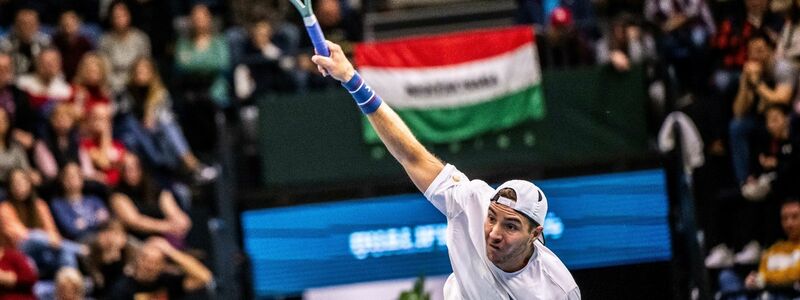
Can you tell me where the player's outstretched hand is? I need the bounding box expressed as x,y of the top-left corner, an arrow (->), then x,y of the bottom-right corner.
311,40 -> 355,83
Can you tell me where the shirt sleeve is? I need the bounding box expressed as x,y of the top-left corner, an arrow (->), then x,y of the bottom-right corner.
564,286 -> 581,300
423,164 -> 481,219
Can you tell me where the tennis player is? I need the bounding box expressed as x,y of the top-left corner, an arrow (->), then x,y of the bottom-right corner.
312,41 -> 580,299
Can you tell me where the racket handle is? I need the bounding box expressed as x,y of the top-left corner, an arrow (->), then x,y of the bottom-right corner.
304,15 -> 330,57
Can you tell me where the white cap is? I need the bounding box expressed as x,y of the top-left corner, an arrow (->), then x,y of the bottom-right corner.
493,180 -> 548,244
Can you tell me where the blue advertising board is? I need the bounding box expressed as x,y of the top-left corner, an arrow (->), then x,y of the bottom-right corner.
242,169 -> 672,297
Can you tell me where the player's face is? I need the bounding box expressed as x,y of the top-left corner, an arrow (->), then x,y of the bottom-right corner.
484,203 -> 536,268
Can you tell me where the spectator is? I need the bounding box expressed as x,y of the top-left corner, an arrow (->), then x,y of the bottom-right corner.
730,33 -> 796,186
52,11 -> 94,82
776,0 -> 800,62
0,234 -> 37,300
0,168 -> 85,279
110,154 -> 191,248
0,108 -> 39,188
712,0 -> 784,97
107,237 -> 212,300
50,163 -> 110,241
0,9 -> 51,75
296,0 -> 362,89
538,6 -> 595,69
15,48 -> 72,119
174,4 -> 230,154
596,13 -> 657,72
69,52 -> 113,118
54,267 -> 85,300
80,103 -> 126,187
743,104 -> 800,202
718,198 -> 800,298
84,220 -> 139,298
33,104 -> 86,182
99,1 -> 151,94
644,0 -> 716,93
117,57 -> 217,182
175,3 -> 231,108
233,19 -> 299,100
0,53 -> 36,152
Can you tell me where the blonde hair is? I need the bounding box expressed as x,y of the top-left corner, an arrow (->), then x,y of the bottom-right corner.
73,52 -> 110,90
128,56 -> 168,114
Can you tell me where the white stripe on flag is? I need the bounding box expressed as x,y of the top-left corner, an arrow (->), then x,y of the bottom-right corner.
359,43 -> 540,110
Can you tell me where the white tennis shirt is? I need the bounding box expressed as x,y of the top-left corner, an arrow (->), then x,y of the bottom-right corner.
424,164 -> 580,300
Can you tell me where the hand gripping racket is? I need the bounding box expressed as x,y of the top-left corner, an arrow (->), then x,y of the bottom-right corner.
288,0 -> 330,57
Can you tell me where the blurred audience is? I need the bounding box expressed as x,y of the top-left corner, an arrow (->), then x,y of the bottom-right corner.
79,103 -> 126,187
110,155 -> 191,249
0,9 -> 52,75
0,169 -> 84,279
0,53 -> 36,151
15,48 -> 72,121
0,233 -> 37,300
99,1 -> 151,94
0,109 -> 40,189
107,237 -> 212,299
52,11 -> 94,82
49,163 -> 109,241
84,221 -> 139,298
116,57 -> 217,183
69,52 -> 113,118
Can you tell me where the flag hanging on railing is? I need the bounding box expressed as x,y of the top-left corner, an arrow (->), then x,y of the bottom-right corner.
355,26 -> 546,144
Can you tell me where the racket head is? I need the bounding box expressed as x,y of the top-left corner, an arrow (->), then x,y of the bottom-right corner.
289,0 -> 314,17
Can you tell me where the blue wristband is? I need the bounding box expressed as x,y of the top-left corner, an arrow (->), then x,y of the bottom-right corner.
343,72 -> 383,114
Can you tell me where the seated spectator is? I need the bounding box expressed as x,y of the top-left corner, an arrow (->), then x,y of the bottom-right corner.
111,154 -> 191,248
80,103 -> 126,187
777,0 -> 800,62
742,104 -> 800,201
117,57 -> 217,182
99,1 -> 152,94
537,6 -> 595,69
33,103 -> 86,182
174,4 -> 230,154
718,198 -> 800,299
69,52 -> 113,118
84,220 -> 139,298
645,0 -> 716,93
0,168 -> 85,279
50,163 -> 109,241
174,3 -> 231,108
15,48 -> 72,120
0,9 -> 51,75
596,13 -> 657,72
107,237 -> 212,299
0,234 -> 37,300
54,267 -> 85,300
730,33 -> 796,186
52,11 -> 94,81
0,108 -> 40,189
233,18 -> 299,100
0,53 -> 36,152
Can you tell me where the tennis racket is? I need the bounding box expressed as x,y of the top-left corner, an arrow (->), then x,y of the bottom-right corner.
288,0 -> 331,57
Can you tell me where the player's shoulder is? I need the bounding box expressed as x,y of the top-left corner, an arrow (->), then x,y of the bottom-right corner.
535,244 -> 579,294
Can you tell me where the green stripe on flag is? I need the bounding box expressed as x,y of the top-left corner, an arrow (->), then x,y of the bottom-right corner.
363,85 -> 545,144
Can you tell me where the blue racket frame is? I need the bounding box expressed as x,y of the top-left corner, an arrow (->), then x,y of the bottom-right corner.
289,0 -> 331,57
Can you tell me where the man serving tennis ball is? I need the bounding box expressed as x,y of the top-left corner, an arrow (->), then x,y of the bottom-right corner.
312,40 -> 580,300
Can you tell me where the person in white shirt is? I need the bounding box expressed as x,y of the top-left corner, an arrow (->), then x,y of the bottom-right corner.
311,41 -> 580,299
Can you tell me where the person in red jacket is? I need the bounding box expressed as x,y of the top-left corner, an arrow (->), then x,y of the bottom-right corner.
0,235 -> 37,300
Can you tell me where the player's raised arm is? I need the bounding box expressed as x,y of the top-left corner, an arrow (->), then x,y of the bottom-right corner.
312,41 -> 444,193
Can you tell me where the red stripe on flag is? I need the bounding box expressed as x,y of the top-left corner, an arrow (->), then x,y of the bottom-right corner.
355,26 -> 535,68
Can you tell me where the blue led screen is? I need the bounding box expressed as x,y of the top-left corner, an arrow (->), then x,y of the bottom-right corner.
242,169 -> 672,297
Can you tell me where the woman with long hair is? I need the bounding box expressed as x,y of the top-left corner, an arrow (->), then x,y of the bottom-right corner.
0,168 -> 85,278
70,52 -> 113,118
117,57 -> 216,182
0,108 -> 39,189
110,154 -> 190,248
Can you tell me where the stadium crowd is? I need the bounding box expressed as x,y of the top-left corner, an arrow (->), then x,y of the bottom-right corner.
0,0 -> 799,299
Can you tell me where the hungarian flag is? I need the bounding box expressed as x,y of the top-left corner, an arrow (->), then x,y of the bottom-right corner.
355,26 -> 545,144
